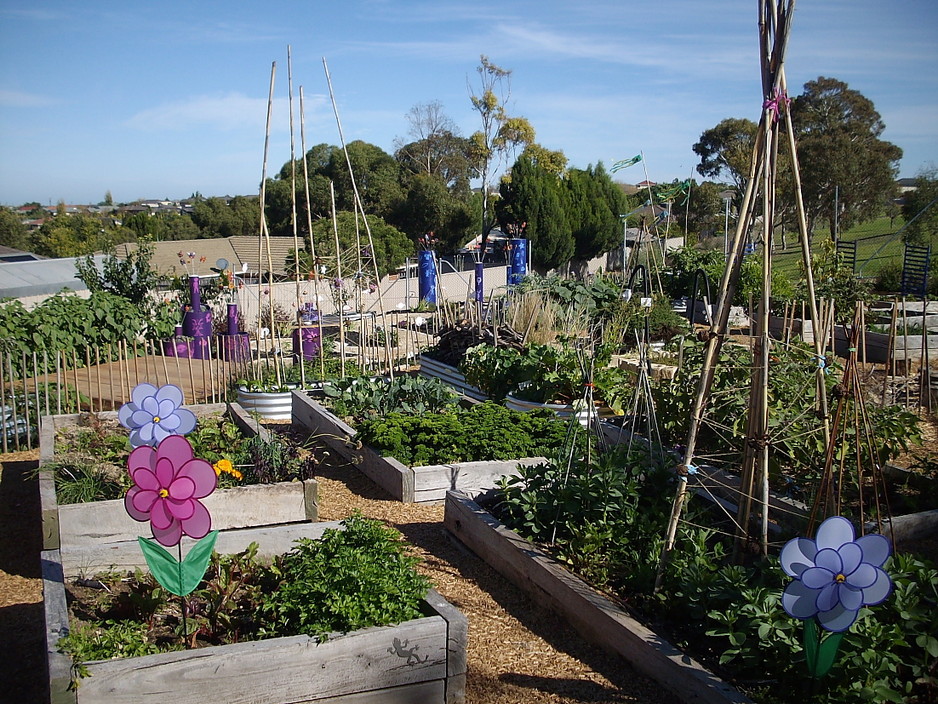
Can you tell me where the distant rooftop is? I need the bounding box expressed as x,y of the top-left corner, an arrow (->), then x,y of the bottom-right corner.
0,254 -> 104,299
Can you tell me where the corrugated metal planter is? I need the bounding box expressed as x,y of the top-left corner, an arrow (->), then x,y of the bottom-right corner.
236,386 -> 296,420
417,355 -> 488,401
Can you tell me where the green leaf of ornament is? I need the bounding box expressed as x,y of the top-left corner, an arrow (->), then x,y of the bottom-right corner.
137,531 -> 218,597
813,630 -> 845,678
180,530 -> 218,595
803,619 -> 819,676
137,537 -> 184,595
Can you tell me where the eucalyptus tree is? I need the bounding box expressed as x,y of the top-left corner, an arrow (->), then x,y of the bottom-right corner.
468,56 -> 535,249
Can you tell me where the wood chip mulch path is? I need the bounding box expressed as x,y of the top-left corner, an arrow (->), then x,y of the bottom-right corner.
0,433 -> 677,704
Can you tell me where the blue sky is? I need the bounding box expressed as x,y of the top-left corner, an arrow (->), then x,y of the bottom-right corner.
1,0 -> 935,206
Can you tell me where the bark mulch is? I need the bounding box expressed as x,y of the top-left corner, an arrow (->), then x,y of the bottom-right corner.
0,434 -> 676,704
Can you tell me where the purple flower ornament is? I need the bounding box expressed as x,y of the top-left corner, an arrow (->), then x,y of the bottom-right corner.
118,383 -> 197,448
125,435 -> 217,547
780,516 -> 892,632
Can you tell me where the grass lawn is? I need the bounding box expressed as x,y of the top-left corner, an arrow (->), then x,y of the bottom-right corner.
770,215 -> 910,280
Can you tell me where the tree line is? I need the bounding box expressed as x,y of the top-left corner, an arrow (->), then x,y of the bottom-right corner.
1,63 -> 924,276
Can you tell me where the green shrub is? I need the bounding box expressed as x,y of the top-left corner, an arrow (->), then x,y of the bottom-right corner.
355,402 -> 577,466
259,515 -> 431,640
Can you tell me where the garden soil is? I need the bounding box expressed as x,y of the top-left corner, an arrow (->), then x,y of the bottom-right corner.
0,435 -> 678,704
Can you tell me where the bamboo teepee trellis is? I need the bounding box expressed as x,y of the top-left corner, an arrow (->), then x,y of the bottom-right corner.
655,0 -> 834,588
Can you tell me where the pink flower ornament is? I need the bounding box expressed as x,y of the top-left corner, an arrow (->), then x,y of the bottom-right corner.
125,435 -> 217,547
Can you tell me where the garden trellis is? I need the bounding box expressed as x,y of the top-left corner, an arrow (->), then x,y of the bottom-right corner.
656,0 -> 836,583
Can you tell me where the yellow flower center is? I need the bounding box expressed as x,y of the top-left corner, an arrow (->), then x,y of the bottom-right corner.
153,415 -> 161,423
158,488 -> 169,498
834,573 -> 846,583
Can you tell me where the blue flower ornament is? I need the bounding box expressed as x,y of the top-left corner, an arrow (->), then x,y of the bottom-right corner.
781,516 -> 892,633
118,383 -> 197,448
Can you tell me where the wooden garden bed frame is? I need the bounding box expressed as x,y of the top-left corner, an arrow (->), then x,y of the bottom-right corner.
39,402 -> 319,575
291,390 -> 544,503
43,520 -> 467,704
443,490 -> 751,704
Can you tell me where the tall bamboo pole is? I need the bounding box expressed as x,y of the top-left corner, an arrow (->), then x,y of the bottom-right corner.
299,86 -> 327,382
257,62 -> 279,385
330,182 -> 346,378
322,57 -> 394,378
656,0 -> 798,588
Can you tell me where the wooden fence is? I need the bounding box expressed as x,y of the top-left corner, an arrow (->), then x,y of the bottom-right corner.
0,337 -> 253,454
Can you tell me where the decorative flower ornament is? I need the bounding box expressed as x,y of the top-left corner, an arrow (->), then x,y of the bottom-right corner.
781,516 -> 892,633
118,383 -> 197,448
125,435 -> 217,547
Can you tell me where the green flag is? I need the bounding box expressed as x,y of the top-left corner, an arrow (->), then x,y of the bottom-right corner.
610,154 -> 642,172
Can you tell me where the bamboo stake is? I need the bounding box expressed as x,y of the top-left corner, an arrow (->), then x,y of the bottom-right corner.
323,57 -> 394,379
30,351 -> 40,448
327,181 -> 347,378
159,340 -> 170,387
9,353 -> 20,451
0,349 -> 8,454
71,349 -> 81,411
658,0 -> 801,584
55,348 -> 62,415
94,346 -> 103,411
298,86 -> 326,382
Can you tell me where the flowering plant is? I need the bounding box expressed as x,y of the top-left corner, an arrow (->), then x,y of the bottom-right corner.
418,231 -> 438,251
780,516 -> 893,677
176,251 -> 206,277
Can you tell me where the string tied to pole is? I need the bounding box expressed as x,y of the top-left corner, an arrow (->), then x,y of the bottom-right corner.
816,354 -> 832,374
677,463 -> 699,483
762,87 -> 791,123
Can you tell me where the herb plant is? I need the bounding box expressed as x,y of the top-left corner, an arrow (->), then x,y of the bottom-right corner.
61,517 -> 434,663
259,515 -> 431,640
355,402 -> 578,467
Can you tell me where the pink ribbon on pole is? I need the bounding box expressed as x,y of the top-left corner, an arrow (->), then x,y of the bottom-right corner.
763,87 -> 791,123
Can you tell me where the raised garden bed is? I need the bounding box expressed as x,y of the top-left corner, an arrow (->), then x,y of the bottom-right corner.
43,520 -> 467,704
39,402 -> 318,575
292,390 -> 544,503
443,490 -> 750,704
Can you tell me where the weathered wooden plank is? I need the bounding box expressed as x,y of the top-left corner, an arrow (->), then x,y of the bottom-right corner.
423,588 -> 468,704
866,508 -> 938,543
226,400 -> 274,443
58,480 -> 317,548
58,520 -> 347,576
40,415 -> 62,550
443,491 -> 751,704
314,679 -> 445,703
73,617 -> 447,704
412,459 -> 545,503
41,548 -> 75,704
292,391 -> 411,501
